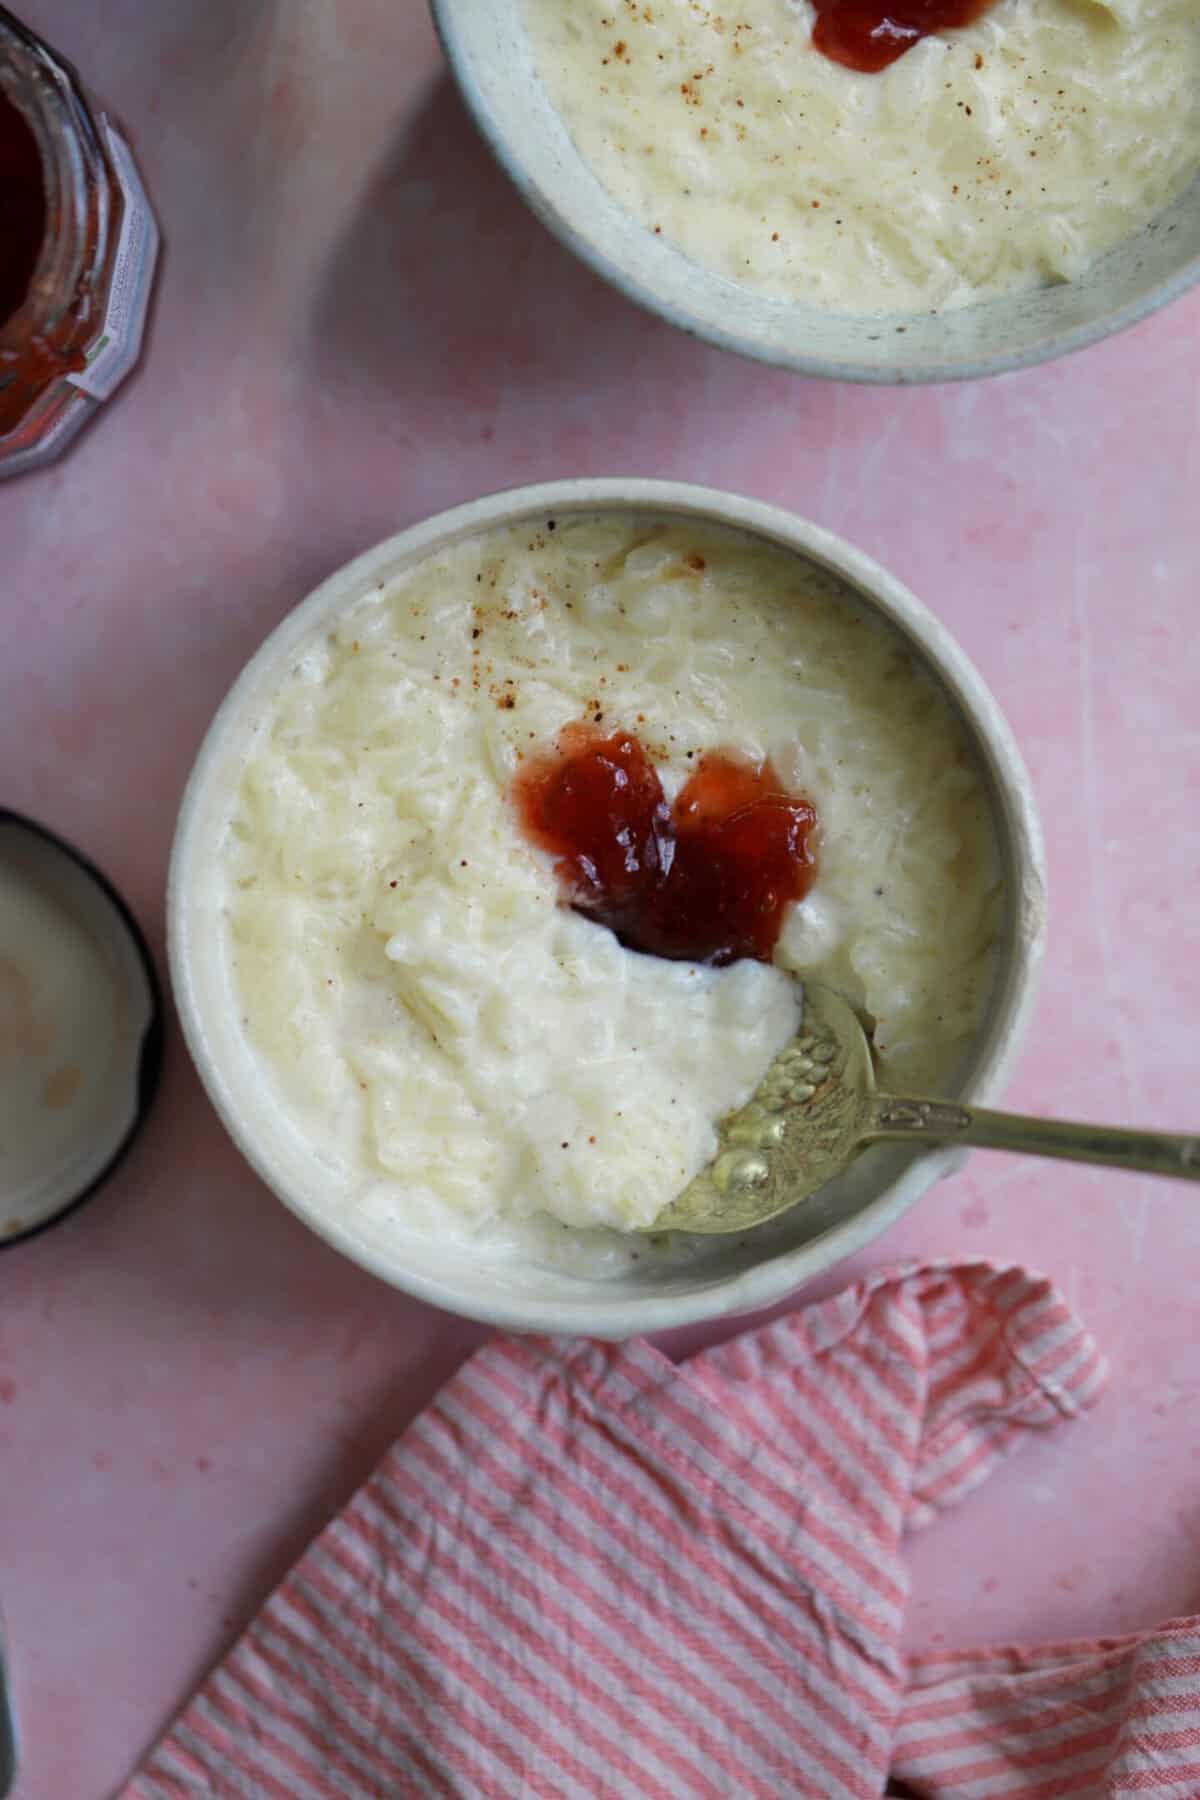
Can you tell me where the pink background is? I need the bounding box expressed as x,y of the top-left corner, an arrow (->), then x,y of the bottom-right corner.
3,4 -> 1199,1795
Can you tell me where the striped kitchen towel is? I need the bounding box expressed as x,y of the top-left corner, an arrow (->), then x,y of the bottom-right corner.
892,1624 -> 1200,1797
123,1258 -> 1172,1800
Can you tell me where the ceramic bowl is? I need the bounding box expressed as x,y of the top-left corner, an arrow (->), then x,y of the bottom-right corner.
431,0 -> 1200,383
0,809 -> 163,1248
169,480 -> 1045,1335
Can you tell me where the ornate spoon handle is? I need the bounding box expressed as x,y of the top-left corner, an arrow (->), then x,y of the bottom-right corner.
866,1096 -> 1200,1182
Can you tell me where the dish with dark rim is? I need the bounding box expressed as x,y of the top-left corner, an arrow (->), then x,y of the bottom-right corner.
0,808 -> 164,1249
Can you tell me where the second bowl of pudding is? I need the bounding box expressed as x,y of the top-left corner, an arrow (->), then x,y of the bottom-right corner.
170,480 -> 1045,1334
432,0 -> 1200,380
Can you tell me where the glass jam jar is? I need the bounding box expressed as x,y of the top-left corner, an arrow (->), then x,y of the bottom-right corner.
0,5 -> 159,478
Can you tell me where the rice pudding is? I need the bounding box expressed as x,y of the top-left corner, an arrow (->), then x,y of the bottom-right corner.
522,0 -> 1200,313
221,516 -> 1002,1272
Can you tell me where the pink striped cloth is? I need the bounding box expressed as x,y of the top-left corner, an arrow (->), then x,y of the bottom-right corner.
119,1259 -> 1194,1800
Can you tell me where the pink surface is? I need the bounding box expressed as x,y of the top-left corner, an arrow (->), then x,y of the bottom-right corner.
1,5 -> 1198,1796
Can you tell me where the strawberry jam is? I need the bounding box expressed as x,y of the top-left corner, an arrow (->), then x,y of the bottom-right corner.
514,724 -> 818,966
0,90 -> 45,328
811,0 -> 996,72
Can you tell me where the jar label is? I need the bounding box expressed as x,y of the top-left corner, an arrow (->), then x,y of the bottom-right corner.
66,121 -> 160,404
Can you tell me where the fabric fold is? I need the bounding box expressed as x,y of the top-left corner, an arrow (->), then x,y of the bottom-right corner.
894,1621 -> 1200,1798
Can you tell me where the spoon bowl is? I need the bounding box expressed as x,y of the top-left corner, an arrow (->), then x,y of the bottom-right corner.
654,983 -> 1200,1235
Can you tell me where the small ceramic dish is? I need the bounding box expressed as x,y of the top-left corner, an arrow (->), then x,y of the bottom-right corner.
169,480 -> 1045,1336
0,810 -> 163,1246
431,0 -> 1200,383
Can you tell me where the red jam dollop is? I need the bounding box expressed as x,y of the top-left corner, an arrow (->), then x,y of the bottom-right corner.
513,724 -> 818,967
0,90 -> 47,328
811,0 -> 996,72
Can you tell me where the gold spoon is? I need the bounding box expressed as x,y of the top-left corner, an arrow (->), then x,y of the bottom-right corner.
652,982 -> 1200,1235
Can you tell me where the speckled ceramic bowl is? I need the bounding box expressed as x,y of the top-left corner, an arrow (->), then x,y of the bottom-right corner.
170,480 -> 1045,1336
431,0 -> 1200,383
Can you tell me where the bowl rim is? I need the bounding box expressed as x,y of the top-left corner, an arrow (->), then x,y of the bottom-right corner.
0,807 -> 165,1250
430,0 -> 1200,385
169,478 -> 1046,1336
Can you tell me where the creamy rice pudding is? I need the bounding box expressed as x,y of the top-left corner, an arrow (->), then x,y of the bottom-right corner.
523,0 -> 1200,313
220,516 -> 1002,1270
